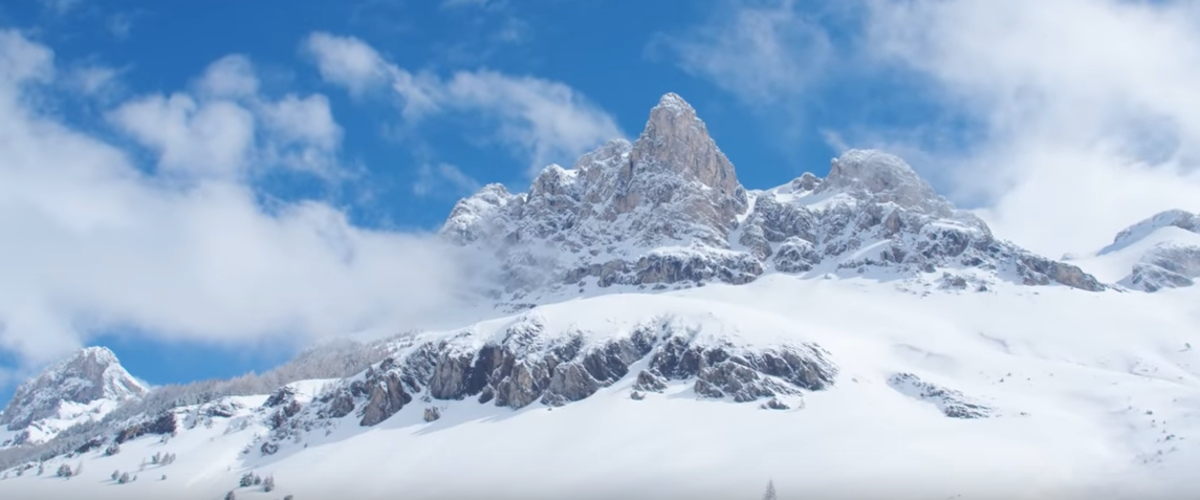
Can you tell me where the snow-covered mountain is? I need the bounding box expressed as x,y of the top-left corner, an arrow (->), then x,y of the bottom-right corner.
446,94 -> 1102,310
1,347 -> 147,448
2,93 -> 1199,500
1071,210 -> 1200,292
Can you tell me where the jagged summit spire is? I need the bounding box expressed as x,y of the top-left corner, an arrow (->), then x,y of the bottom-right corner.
651,92 -> 696,115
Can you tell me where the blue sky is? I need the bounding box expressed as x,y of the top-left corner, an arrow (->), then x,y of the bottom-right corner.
3,0 -> 1200,403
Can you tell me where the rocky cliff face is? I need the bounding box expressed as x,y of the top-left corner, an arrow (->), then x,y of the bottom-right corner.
1,347 -> 147,446
444,93 -> 1104,301
257,306 -> 838,448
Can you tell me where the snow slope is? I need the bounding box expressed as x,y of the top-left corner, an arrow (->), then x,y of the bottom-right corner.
3,277 -> 1199,499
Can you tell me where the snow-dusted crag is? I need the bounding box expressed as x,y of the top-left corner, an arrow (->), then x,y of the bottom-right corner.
444,93 -> 1103,302
1,347 -> 147,447
1104,210 -> 1200,292
264,300 -> 837,448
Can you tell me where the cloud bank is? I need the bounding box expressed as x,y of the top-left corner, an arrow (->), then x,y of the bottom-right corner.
0,30 -> 473,375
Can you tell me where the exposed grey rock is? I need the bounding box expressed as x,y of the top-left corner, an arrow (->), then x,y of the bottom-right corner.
358,359 -> 415,427
887,373 -> 994,419
2,347 -> 147,432
115,412 -> 176,443
1128,245 -> 1200,292
760,397 -> 790,410
262,387 -> 296,408
773,237 -> 820,273
632,370 -> 668,393
423,407 -> 441,423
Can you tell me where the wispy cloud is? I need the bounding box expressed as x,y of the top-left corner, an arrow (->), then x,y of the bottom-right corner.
303,32 -> 623,176
412,163 -> 482,198
0,30 -> 475,376
651,0 -> 834,106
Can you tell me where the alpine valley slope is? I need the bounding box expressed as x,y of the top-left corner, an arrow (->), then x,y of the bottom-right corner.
1,94 -> 1199,500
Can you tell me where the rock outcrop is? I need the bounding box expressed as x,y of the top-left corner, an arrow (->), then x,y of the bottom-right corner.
292,313 -> 838,431
887,373 -> 994,419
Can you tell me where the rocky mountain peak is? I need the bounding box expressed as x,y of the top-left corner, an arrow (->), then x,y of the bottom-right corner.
439,93 -> 1105,302
624,93 -> 745,215
820,150 -> 950,216
1,346 -> 148,432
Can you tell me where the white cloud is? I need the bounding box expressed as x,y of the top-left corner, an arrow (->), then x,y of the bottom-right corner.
0,31 -> 474,375
108,55 -> 345,180
303,32 -> 392,97
260,94 -> 341,152
303,32 -> 623,176
656,0 -> 833,105
413,163 -> 481,198
197,54 -> 260,99
862,0 -> 1200,255
0,31 -> 54,85
109,93 -> 257,178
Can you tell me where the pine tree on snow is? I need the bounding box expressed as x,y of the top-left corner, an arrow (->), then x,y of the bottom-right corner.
763,480 -> 777,500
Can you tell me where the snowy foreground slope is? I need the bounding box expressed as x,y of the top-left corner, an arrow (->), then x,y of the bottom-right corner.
3,277 -> 1200,500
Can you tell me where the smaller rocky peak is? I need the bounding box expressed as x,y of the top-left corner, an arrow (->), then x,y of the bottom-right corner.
1,346 -> 147,431
820,150 -> 944,214
790,172 -> 821,193
440,183 -> 520,244
529,164 -> 577,199
571,138 -> 633,171
1105,209 -> 1199,253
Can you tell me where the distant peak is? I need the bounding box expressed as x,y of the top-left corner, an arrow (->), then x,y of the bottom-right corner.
1101,209 -> 1199,255
820,149 -> 947,216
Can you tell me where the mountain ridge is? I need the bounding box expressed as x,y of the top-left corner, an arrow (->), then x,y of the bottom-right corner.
443,93 -> 1104,307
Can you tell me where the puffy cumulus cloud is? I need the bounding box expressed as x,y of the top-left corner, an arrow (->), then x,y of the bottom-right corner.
862,0 -> 1200,256
108,54 -> 344,180
0,31 -> 474,375
303,32 -> 623,176
303,32 -> 392,97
